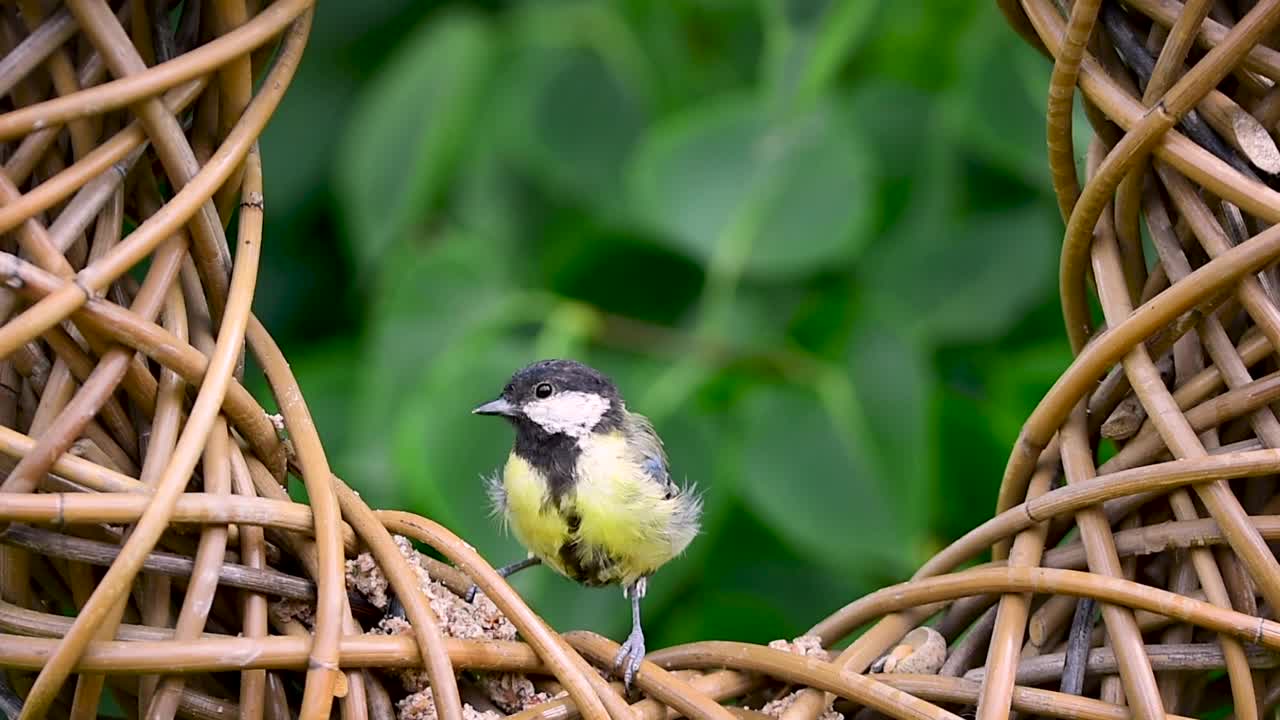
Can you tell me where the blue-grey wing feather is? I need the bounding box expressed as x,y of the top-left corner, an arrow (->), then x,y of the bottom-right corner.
622,409 -> 675,494
623,407 -> 703,552
642,455 -> 676,500
642,455 -> 668,483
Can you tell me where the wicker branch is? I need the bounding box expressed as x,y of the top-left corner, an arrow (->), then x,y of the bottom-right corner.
5,0 -> 1280,719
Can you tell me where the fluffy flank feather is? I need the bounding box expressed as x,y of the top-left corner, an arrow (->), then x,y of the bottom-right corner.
484,469 -> 509,532
669,478 -> 703,549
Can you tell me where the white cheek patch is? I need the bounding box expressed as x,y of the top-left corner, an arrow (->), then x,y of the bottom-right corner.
523,391 -> 611,438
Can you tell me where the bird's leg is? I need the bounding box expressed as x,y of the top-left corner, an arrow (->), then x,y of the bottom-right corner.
613,576 -> 648,692
464,556 -> 542,603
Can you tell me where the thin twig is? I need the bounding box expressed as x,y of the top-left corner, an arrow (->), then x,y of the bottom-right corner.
0,524 -> 315,600
1060,598 -> 1097,696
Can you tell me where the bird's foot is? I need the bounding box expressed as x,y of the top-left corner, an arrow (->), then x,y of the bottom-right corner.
464,584 -> 481,603
612,625 -> 646,693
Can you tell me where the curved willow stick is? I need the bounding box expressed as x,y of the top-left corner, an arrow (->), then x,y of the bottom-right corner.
648,641 -> 961,720
14,132 -> 265,718
0,0 -> 312,142
379,511 -> 621,720
814,566 -> 1280,648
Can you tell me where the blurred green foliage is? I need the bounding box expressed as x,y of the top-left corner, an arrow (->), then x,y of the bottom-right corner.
250,0 -> 1088,648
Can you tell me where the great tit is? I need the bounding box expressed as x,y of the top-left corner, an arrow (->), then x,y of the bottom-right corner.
472,359 -> 702,689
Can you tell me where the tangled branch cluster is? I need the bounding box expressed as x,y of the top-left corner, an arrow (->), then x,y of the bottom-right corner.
7,1 -> 1280,719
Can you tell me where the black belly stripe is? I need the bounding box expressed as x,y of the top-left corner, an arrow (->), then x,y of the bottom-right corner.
510,417 -> 627,586
557,540 -> 616,587
555,511 -> 612,585
558,541 -> 588,582
557,510 -> 621,585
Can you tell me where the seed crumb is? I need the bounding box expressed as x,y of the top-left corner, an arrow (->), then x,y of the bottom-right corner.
768,634 -> 830,661
346,551 -> 390,609
475,673 -> 552,713
346,538 -> 517,641
396,688 -> 503,720
373,614 -> 430,691
268,597 -> 314,629
760,692 -> 844,720
357,536 -> 518,694
759,637 -> 843,720
760,691 -> 798,718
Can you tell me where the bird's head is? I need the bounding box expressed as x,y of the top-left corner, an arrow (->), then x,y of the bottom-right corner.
473,359 -> 623,438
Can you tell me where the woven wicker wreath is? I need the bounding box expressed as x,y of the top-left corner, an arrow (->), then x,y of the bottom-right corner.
7,1 -> 1280,719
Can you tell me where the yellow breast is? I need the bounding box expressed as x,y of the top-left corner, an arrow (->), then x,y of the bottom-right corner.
572,432 -> 689,579
499,433 -> 698,586
500,454 -> 571,571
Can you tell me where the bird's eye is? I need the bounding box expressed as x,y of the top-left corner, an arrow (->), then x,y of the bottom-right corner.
534,382 -> 553,399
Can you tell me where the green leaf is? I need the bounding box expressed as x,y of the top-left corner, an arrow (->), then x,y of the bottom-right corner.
344,229 -> 530,503
535,211 -> 705,326
797,0 -> 880,99
760,0 -> 880,106
861,203 -> 1059,344
847,314 -> 934,561
260,0 -> 423,217
942,8 -> 1053,189
364,230 -> 522,401
392,333 -> 538,561
788,279 -> 858,358
614,1 -> 761,109
301,0 -> 420,53
489,1 -> 654,208
717,283 -> 803,358
628,95 -> 876,279
515,575 -> 632,637
335,12 -> 496,273
932,338 -> 1072,538
287,339 -> 362,483
736,383 -> 915,579
494,45 -> 649,207
656,588 -> 793,647
985,340 -> 1075,445
935,385 -> 1006,540
450,146 -> 527,248
260,56 -> 358,220
843,82 -> 937,235
98,689 -> 127,719
652,496 -> 864,647
856,0 -> 980,90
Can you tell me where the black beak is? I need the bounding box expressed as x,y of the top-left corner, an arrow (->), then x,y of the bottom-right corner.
473,397 -> 518,417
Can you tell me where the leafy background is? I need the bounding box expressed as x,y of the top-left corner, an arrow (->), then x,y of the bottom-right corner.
250,0 -> 1087,648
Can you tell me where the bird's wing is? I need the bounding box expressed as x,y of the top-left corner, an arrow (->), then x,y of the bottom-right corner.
622,409 -> 675,494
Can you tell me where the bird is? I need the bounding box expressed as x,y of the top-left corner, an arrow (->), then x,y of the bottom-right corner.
470,359 -> 702,690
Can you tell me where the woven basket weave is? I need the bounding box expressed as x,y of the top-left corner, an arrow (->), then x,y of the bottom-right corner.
7,1 -> 1280,720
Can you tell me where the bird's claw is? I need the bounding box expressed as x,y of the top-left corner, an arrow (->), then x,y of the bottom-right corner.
612,627 -> 646,693
464,584 -> 480,603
